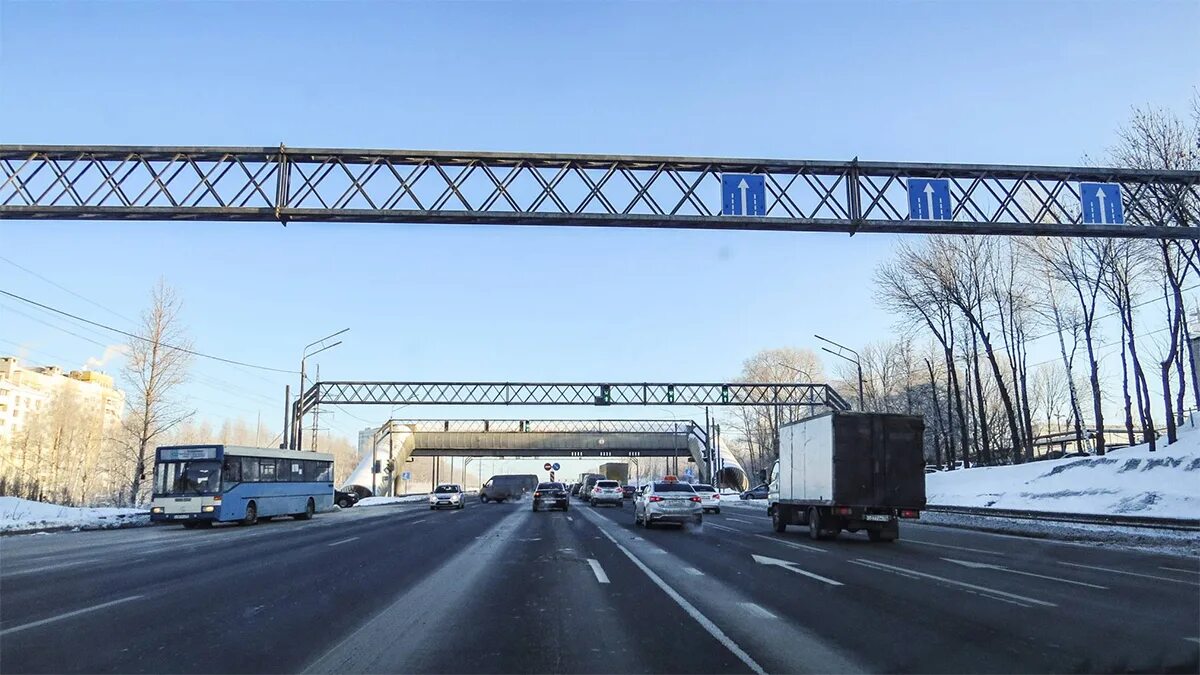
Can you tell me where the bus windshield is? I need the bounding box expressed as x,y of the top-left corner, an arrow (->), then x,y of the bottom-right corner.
155,460 -> 222,496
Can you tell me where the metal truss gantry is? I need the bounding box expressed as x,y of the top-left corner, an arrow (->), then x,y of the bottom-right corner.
297,380 -> 850,421
2,145 -> 1197,238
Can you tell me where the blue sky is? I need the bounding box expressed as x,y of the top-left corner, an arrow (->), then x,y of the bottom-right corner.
1,0 -> 1197,472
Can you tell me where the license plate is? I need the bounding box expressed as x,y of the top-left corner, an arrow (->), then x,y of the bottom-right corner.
864,514 -> 890,522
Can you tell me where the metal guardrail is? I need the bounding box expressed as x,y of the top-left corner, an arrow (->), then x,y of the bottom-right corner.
925,505 -> 1200,531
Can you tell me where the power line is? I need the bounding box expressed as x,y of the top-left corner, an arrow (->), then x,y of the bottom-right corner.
0,255 -> 136,322
0,288 -> 297,375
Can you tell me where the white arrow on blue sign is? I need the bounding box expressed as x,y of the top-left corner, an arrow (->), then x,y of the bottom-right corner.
1079,182 -> 1124,225
721,174 -> 766,216
908,178 -> 953,221
401,471 -> 412,481
552,462 -> 561,471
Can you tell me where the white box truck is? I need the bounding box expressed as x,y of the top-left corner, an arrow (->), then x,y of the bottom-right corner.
766,411 -> 926,542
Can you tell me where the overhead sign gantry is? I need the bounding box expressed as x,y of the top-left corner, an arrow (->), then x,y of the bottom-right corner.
2,145 -> 1196,238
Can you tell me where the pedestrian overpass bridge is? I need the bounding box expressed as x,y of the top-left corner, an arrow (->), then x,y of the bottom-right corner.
345,419 -> 717,497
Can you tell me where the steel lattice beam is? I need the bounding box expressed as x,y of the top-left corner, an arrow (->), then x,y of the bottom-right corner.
2,145 -> 1197,238
300,381 -> 849,418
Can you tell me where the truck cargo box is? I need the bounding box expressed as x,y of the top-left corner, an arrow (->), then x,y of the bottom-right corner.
778,411 -> 926,509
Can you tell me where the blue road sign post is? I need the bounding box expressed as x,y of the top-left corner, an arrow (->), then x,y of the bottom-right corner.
721,174 -> 766,216
401,471 -> 411,481
908,178 -> 953,221
1080,182 -> 1124,225
552,462 -> 561,471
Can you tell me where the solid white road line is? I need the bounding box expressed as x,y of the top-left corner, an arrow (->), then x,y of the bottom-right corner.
853,559 -> 1057,607
707,523 -> 741,533
941,558 -> 1108,589
0,595 -> 143,636
327,537 -> 360,547
593,525 -> 767,675
725,517 -> 754,524
903,539 -> 1003,555
1160,566 -> 1198,574
739,602 -> 776,619
684,567 -> 705,576
409,519 -> 427,525
1184,637 -> 1199,645
1058,561 -> 1200,586
587,558 -> 610,584
752,533 -> 826,554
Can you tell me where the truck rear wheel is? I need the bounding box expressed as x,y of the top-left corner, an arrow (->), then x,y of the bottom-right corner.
771,506 -> 787,532
807,507 -> 823,540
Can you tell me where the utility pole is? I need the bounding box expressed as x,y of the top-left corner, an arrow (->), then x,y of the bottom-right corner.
296,328 -> 349,451
281,385 -> 290,449
311,365 -> 320,452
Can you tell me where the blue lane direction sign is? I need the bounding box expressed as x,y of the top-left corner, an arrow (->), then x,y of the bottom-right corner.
1080,182 -> 1124,225
552,462 -> 561,471
721,174 -> 766,216
401,471 -> 411,481
908,178 -> 953,221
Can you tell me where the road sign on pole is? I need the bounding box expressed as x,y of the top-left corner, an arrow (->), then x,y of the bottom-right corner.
552,462 -> 561,471
1080,182 -> 1124,225
543,462 -> 553,471
401,471 -> 411,481
907,178 -> 952,221
721,174 -> 766,216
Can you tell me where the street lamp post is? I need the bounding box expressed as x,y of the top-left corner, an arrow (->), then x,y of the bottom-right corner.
814,334 -> 865,410
294,328 -> 349,450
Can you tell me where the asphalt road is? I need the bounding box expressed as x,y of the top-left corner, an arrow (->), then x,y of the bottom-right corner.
1,498 -> 1197,674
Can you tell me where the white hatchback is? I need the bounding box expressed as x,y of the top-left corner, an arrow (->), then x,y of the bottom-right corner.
429,483 -> 465,510
634,478 -> 702,528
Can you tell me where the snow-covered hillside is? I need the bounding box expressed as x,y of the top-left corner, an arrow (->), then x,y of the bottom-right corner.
926,425 -> 1200,519
0,497 -> 148,533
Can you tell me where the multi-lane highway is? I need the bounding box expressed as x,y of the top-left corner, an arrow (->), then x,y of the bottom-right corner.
1,499 -> 1197,674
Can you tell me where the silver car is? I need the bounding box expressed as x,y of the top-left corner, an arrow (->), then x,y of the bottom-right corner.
634,479 -> 702,528
589,480 -> 624,507
429,483 -> 465,510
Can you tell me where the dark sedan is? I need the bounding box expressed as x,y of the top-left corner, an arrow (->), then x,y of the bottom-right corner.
334,489 -> 359,508
621,485 -> 638,499
740,484 -> 769,500
532,482 -> 569,512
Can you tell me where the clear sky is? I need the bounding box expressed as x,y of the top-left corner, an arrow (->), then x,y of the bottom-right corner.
1,1 -> 1197,477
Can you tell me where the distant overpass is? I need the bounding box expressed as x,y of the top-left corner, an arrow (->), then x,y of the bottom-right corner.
349,419 -> 713,496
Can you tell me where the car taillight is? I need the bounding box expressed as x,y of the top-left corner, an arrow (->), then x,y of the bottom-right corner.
713,495 -> 720,499
648,495 -> 664,502
900,509 -> 919,519
689,496 -> 701,503
833,506 -> 852,516
534,492 -> 541,497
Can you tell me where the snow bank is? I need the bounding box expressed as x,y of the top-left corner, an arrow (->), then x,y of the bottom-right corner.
356,494 -> 430,507
0,497 -> 149,533
926,426 -> 1200,519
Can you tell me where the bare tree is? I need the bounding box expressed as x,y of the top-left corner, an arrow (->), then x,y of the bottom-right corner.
120,280 -> 194,505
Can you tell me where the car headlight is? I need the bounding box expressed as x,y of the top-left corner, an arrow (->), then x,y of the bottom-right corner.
150,506 -> 164,514
201,505 -> 216,513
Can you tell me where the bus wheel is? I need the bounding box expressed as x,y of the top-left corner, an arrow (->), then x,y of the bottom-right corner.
242,502 -> 258,526
296,498 -> 315,520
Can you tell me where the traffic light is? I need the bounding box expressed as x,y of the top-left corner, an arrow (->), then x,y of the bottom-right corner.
386,459 -> 395,473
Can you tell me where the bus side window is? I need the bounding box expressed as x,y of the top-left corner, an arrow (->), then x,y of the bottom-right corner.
241,457 -> 259,482
318,462 -> 332,482
222,459 -> 241,484
260,460 -> 276,481
289,461 -> 304,481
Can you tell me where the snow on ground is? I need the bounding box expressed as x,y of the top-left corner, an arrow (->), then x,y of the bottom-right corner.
927,424 -> 1200,519
0,497 -> 149,534
356,494 -> 431,507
